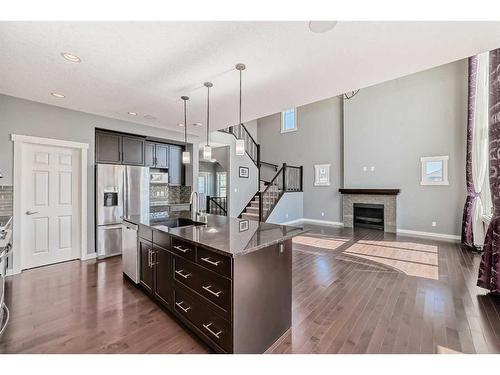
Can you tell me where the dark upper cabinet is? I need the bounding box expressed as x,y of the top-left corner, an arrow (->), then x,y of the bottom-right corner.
139,239 -> 153,293
155,144 -> 169,168
153,245 -> 172,307
169,145 -> 184,185
144,142 -> 156,167
96,131 -> 145,166
96,132 -> 122,164
122,136 -> 145,165
144,142 -> 169,168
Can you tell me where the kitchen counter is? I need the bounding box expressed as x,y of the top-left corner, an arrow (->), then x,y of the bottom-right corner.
123,213 -> 303,353
124,213 -> 305,257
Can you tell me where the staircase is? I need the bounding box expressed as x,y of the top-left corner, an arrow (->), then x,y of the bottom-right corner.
219,124 -> 303,222
241,181 -> 280,221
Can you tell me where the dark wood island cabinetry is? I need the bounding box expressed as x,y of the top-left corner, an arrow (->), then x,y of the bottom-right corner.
124,214 -> 303,353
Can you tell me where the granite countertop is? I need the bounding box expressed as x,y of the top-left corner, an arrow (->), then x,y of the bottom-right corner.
124,214 -> 305,257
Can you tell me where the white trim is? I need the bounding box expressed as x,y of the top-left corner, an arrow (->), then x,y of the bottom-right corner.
396,228 -> 460,242
11,134 -> 89,275
11,134 -> 89,150
303,218 -> 344,227
279,217 -> 344,227
81,252 -> 97,261
279,218 -> 460,242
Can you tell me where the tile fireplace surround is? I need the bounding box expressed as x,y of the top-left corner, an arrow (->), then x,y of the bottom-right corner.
339,189 -> 400,233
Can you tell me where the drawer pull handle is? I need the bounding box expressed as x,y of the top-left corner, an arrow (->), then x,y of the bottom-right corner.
201,257 -> 221,266
202,285 -> 222,297
203,322 -> 222,339
174,245 -> 190,253
175,301 -> 192,313
175,270 -> 191,279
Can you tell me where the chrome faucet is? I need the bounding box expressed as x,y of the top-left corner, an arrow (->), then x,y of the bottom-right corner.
189,191 -> 200,221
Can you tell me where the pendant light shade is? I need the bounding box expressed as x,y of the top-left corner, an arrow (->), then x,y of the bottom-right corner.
235,63 -> 246,156
235,139 -> 245,156
203,145 -> 212,160
181,96 -> 190,165
203,82 -> 213,161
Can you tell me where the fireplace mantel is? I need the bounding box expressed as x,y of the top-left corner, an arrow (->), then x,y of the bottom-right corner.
339,188 -> 400,196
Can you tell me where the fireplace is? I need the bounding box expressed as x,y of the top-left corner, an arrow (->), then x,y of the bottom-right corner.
339,188 -> 399,233
353,203 -> 384,231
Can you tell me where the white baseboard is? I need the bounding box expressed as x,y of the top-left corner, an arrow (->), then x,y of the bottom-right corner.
81,252 -> 97,261
280,218 -> 460,242
280,218 -> 344,227
396,229 -> 460,242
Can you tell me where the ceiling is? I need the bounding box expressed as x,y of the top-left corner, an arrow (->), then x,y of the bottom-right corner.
1,21 -> 500,137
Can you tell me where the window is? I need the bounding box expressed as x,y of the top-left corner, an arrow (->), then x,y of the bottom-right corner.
420,156 -> 449,186
216,172 -> 227,197
281,108 -> 297,133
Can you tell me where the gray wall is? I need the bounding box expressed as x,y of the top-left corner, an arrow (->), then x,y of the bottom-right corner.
210,131 -> 258,218
257,97 -> 344,223
266,192 -> 303,224
343,60 -> 467,236
0,94 -> 199,254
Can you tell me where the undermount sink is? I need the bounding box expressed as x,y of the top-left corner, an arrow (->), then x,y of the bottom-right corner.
151,218 -> 205,229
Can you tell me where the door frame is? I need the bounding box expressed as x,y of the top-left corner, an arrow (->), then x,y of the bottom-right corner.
10,134 -> 89,275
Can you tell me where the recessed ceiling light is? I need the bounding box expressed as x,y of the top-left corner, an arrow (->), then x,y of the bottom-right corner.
50,92 -> 65,98
128,111 -> 138,116
192,122 -> 203,127
143,114 -> 156,120
308,21 -> 338,34
178,123 -> 184,127
61,52 -> 81,63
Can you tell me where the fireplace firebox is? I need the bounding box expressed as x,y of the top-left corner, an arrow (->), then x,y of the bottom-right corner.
353,203 -> 384,231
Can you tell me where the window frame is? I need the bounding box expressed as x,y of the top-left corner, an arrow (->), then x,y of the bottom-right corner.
420,156 -> 449,186
280,108 -> 297,134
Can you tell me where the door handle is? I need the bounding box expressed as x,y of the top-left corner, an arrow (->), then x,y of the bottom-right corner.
25,210 -> 39,215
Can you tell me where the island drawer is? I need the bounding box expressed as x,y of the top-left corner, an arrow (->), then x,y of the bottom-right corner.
196,247 -> 232,278
174,287 -> 231,352
138,224 -> 153,241
173,256 -> 231,312
153,230 -> 171,250
171,238 -> 196,261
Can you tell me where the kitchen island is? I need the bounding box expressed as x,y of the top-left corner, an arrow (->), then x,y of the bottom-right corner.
123,213 -> 304,354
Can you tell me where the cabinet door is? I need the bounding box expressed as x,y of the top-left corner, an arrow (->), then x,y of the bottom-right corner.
144,142 -> 156,167
139,239 -> 153,293
122,136 -> 145,166
169,145 -> 184,185
153,245 -> 172,307
96,132 -> 122,164
155,144 -> 169,168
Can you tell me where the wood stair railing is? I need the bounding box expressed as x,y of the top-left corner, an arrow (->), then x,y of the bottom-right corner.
240,163 -> 303,222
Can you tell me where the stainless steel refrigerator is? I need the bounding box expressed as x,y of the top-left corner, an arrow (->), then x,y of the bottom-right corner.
96,164 -> 149,258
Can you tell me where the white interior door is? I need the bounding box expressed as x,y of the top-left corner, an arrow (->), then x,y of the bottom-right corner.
20,143 -> 80,269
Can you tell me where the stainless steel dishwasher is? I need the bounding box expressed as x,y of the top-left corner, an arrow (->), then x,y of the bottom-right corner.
122,222 -> 139,283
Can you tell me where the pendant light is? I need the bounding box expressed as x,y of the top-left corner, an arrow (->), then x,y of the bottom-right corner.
181,96 -> 191,164
235,63 -> 246,156
203,82 -> 213,161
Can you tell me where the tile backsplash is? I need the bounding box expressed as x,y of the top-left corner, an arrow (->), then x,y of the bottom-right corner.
150,185 -> 192,204
0,185 -> 13,216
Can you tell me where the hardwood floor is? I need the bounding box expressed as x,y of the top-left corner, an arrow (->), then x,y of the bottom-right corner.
1,224 -> 499,354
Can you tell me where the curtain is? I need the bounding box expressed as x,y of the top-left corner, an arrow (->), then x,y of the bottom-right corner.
462,54 -> 490,248
477,49 -> 500,294
461,56 -> 478,247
